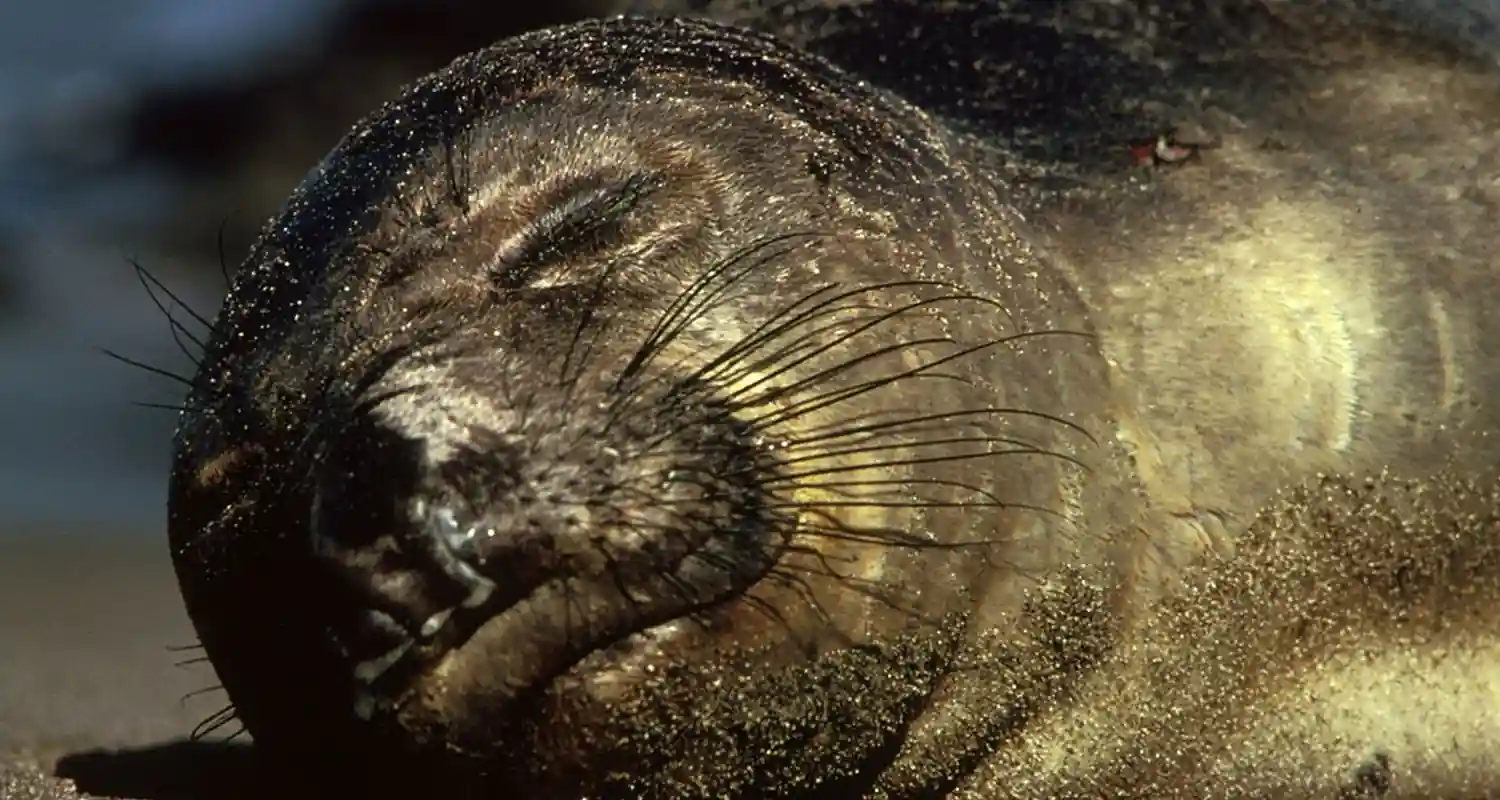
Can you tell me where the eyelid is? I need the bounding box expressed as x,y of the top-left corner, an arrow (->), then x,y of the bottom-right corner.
489,172 -> 665,291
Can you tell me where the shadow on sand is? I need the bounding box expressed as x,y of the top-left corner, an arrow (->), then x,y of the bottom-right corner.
57,740 -> 272,800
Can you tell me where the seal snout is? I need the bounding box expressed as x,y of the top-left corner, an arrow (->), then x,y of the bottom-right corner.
304,409 -> 512,720
301,368 -> 793,731
311,497 -> 506,721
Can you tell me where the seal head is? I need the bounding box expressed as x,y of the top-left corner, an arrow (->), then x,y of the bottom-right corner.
168,15 -> 1108,796
169,2 -> 1500,796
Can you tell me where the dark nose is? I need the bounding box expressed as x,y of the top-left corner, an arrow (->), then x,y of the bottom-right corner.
306,413 -> 503,717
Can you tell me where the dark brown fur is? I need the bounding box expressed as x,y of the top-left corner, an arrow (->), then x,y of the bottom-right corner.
167,2 -> 1500,797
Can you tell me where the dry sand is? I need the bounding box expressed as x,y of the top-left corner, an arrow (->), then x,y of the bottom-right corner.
0,530 -> 265,800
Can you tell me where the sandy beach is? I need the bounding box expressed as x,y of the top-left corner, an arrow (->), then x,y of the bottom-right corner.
0,531 -> 261,800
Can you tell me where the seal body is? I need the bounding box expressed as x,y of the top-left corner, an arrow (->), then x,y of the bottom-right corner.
167,2 -> 1500,797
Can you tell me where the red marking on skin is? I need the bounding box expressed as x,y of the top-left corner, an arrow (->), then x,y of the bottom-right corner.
1130,134 -> 1197,167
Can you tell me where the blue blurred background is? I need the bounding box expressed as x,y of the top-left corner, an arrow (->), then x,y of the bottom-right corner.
0,0 -> 620,535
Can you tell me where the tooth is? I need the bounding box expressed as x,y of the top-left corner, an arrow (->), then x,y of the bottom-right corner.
420,608 -> 454,638
354,639 -> 413,684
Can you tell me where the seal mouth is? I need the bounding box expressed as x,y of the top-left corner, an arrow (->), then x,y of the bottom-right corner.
304,381 -> 792,737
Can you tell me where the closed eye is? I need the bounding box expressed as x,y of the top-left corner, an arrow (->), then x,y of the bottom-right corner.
488,171 -> 665,292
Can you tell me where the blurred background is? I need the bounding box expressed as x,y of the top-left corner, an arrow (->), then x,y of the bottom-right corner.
0,0 -> 631,535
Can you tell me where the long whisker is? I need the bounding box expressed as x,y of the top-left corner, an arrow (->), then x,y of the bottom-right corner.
616,231 -> 825,391
131,258 -> 213,334
179,684 -> 225,706
716,294 -> 985,397
746,329 -> 1093,431
190,703 -> 240,741
691,280 -> 958,387
100,348 -> 194,388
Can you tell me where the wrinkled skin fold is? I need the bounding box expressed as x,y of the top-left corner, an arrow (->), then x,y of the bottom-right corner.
166,1 -> 1500,797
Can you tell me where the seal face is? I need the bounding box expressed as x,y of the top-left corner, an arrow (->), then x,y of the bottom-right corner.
168,2 -> 1500,797
170,16 -> 1112,795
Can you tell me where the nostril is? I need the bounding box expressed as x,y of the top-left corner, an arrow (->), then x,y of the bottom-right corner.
412,500 -> 499,609
313,494 -> 507,721
429,504 -> 487,562
314,499 -> 502,636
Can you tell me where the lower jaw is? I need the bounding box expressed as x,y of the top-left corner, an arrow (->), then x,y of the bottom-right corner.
388,611 -> 707,753
384,587 -> 835,787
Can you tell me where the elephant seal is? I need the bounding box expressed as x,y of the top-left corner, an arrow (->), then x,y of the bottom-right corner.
166,1 -> 1500,797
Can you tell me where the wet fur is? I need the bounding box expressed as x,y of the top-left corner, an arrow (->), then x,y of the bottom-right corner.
161,1 -> 1500,798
